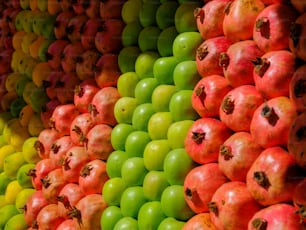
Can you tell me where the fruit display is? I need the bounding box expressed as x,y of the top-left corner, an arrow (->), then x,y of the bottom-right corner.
0,0 -> 305,229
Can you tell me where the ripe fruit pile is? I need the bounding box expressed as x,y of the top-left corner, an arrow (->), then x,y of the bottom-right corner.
0,0 -> 305,229
183,0 -> 306,229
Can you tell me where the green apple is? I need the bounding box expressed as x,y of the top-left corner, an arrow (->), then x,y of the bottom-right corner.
0,173 -> 12,195
14,11 -> 29,31
122,21 -> 143,47
121,157 -> 148,187
111,124 -> 135,151
15,188 -> 35,211
113,216 -> 139,230
2,213 -> 28,230
15,75 -> 31,98
118,46 -> 141,73
32,11 -> 47,35
167,120 -> 194,149
102,177 -> 127,206
151,85 -> 176,112
21,32 -> 38,55
22,136 -> 40,164
134,78 -> 159,104
106,150 -> 129,178
173,60 -> 201,90
120,186 -> 147,218
0,145 -> 15,172
153,56 -> 179,85
41,15 -> 57,39
101,206 -> 123,230
121,0 -> 143,24
132,103 -> 155,131
174,1 -> 201,33
161,185 -> 195,221
157,26 -> 178,57
125,131 -> 151,158
143,171 -> 169,201
9,97 -> 27,118
22,10 -> 34,33
143,139 -> 171,171
0,112 -> 12,134
114,97 -> 138,124
20,0 -> 30,10
156,1 -> 178,30
37,0 -> 48,11
38,39 -> 53,62
169,90 -> 199,121
139,1 -> 159,27
117,72 -> 140,97
0,204 -> 19,229
0,136 -> 6,148
3,152 -> 25,180
135,51 -> 160,79
138,26 -> 161,52
16,163 -> 35,188
29,86 -> 49,113
157,217 -> 186,230
147,112 -> 173,140
172,32 -> 203,62
163,148 -> 197,185
138,201 -> 166,230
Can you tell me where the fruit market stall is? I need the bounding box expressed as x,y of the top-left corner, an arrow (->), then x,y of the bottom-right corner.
0,0 -> 305,229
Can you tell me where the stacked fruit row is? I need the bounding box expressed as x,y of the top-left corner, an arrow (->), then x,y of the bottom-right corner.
0,0 -> 127,229
182,0 -> 306,229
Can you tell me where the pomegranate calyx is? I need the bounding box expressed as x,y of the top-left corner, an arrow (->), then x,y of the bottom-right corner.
88,104 -> 99,117
74,85 -> 84,97
80,164 -> 93,177
194,8 -> 204,24
256,17 -> 270,39
251,218 -> 268,230
197,45 -> 209,61
62,157 -> 71,171
261,105 -> 279,126
41,176 -> 51,189
34,140 -> 45,155
191,131 -> 205,145
57,195 -> 72,209
195,85 -> 206,103
72,125 -> 82,135
208,202 -> 219,216
295,204 -> 306,223
219,145 -> 233,161
51,143 -> 60,154
296,126 -> 306,141
253,57 -> 270,78
294,79 -> 306,98
27,168 -> 37,178
253,171 -> 271,189
69,206 -> 83,226
219,52 -> 230,70
224,1 -> 231,15
185,187 -> 198,200
221,95 -> 234,115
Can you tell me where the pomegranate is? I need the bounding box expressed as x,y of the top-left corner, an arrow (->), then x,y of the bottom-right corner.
70,113 -> 96,146
194,0 -> 232,40
289,64 -> 306,113
192,74 -> 233,118
248,203 -> 306,230
75,49 -> 100,81
56,219 -> 76,230
49,104 -> 80,136
290,0 -> 306,13
293,178 -> 306,223
184,117 -> 233,164
80,17 -> 104,50
73,79 -> 100,113
184,163 -> 229,213
183,213 -> 217,230
99,0 -> 125,20
61,42 -> 84,73
246,146 -> 304,206
34,204 -> 65,230
66,14 -> 88,43
219,40 -> 264,87
196,36 -> 233,78
253,3 -> 298,52
219,85 -> 264,132
289,13 -> 306,61
89,86 -> 121,126
69,194 -> 108,230
54,10 -> 75,40
223,0 -> 265,42
55,72 -> 81,104
218,132 -> 263,181
35,128 -> 62,159
86,123 -> 114,160
78,159 -> 109,195
49,135 -> 75,166
253,50 -> 296,99
61,146 -> 90,183
83,0 -> 100,18
208,181 -> 262,230
41,168 -> 67,204
250,96 -> 297,148
288,112 -> 306,170
46,39 -> 69,70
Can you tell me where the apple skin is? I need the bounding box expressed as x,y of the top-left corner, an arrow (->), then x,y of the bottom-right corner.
143,170 -> 169,201
132,103 -> 155,131
153,56 -> 179,85
114,97 -> 138,124
147,112 -> 173,140
138,201 -> 166,230
101,206 -> 123,230
134,77 -> 159,105
167,120 -> 194,149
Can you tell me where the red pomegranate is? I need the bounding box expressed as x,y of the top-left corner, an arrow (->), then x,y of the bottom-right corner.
288,112 -> 306,170
208,181 -> 262,230
219,85 -> 264,132
70,113 -> 96,146
289,64 -> 306,113
253,3 -> 298,52
191,74 -> 233,118
289,13 -> 306,61
219,40 -> 264,87
183,213 -> 217,230
250,96 -> 297,148
246,146 -> 304,206
218,131 -> 263,181
293,178 -> 306,223
253,50 -> 296,99
75,49 -> 100,81
248,203 -> 306,230
196,36 -> 233,78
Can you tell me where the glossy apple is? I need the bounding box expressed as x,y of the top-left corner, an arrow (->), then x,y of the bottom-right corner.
135,51 -> 160,79
121,21 -> 143,47
167,120 -> 194,149
132,103 -> 155,131
143,170 -> 169,201
111,123 -> 135,151
153,56 -> 179,85
147,112 -> 173,140
138,26 -> 161,52
118,46 -> 141,73
106,150 -> 129,178
125,130 -> 151,158
151,85 -> 176,112
114,97 -> 138,124
117,72 -> 140,97
103,177 -> 127,206
134,77 -> 159,104
121,157 -> 148,187
101,206 -> 123,230
157,26 -> 178,57
138,201 -> 166,230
